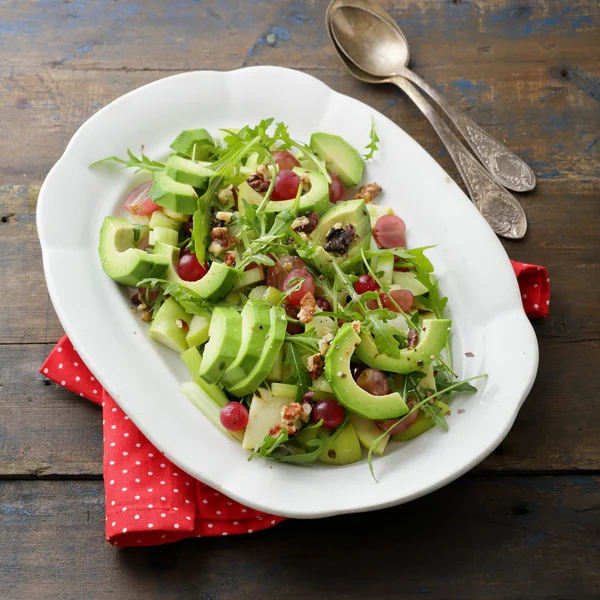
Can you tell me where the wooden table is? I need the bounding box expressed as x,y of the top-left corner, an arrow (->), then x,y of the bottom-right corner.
1,1 -> 598,597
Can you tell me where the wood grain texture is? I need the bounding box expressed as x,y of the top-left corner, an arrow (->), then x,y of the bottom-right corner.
1,477 -> 599,599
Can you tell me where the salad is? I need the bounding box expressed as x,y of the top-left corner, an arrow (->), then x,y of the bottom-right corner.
95,119 -> 483,475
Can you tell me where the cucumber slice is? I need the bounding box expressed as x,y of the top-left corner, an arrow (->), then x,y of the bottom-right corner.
162,207 -> 190,223
232,266 -> 265,290
377,255 -> 394,286
180,347 -> 229,408
149,211 -> 182,232
271,383 -> 299,400
181,381 -> 243,442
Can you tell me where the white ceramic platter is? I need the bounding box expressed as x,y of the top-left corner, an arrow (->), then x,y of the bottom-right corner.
37,67 -> 538,518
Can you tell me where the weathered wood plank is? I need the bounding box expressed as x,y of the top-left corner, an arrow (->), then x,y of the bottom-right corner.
2,339 -> 598,475
1,477 -> 598,599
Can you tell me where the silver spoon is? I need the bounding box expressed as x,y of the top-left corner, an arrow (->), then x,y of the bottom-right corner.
327,1 -> 528,239
329,0 -> 535,193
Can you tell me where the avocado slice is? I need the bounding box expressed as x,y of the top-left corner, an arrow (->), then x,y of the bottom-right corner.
391,401 -> 449,442
153,241 -> 237,302
220,300 -> 272,388
199,307 -> 242,384
324,323 -> 408,420
310,132 -> 364,186
148,297 -> 191,353
165,155 -> 214,189
98,216 -> 169,287
226,305 -> 287,397
149,210 -> 182,232
238,167 -> 330,216
354,319 -> 451,374
301,199 -> 372,274
149,172 -> 198,214
170,128 -> 215,160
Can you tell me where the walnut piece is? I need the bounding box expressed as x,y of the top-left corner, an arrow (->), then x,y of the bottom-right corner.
280,402 -> 303,425
209,226 -> 236,256
307,353 -> 325,380
224,251 -> 236,267
291,212 -> 319,235
355,182 -> 382,203
247,173 -> 270,193
325,224 -> 356,255
298,291 -> 316,324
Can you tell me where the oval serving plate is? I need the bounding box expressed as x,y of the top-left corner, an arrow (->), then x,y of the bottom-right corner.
37,67 -> 538,518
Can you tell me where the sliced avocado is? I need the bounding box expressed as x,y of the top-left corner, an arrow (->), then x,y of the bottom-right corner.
310,132 -> 364,186
98,216 -> 168,287
324,323 -> 408,420
238,168 -> 330,216
391,271 -> 429,296
355,319 -> 451,374
149,210 -> 182,232
149,172 -> 198,214
148,297 -> 191,353
170,128 -> 215,160
303,199 -> 372,274
149,226 -> 178,247
153,241 -> 237,302
266,347 -> 284,382
231,266 -> 266,291
186,310 -> 212,347
241,389 -> 289,450
391,401 -> 449,442
227,305 -> 287,397
199,307 -> 242,384
165,155 -> 214,189
349,414 -> 389,455
220,300 -> 272,388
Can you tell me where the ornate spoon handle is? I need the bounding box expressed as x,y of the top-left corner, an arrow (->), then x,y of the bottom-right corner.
389,75 -> 527,239
395,66 -> 535,192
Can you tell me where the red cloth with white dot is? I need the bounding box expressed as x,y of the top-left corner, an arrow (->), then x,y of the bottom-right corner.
40,260 -> 548,546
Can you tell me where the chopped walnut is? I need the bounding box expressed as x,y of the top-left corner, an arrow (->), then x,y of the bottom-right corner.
292,212 -> 319,235
176,319 -> 189,332
224,251 -> 236,267
355,182 -> 382,203
216,211 -> 232,224
209,226 -> 236,256
140,310 -> 153,323
325,224 -> 356,255
247,173 -> 270,193
256,164 -> 270,179
269,423 -> 283,438
217,185 -> 235,205
301,403 -> 312,422
407,329 -> 419,350
280,402 -> 303,425
298,291 -> 317,324
351,320 -> 362,335
318,332 -> 334,356
307,353 -> 325,380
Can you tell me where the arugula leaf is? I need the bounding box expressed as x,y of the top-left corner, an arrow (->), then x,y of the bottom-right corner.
283,343 -> 311,397
363,116 -> 380,160
419,279 -> 448,320
420,401 -> 449,432
249,428 -> 289,461
132,224 -> 147,244
137,278 -> 211,315
434,371 -> 477,394
192,175 -> 223,265
367,317 -> 401,358
285,331 -> 320,353
90,149 -> 164,174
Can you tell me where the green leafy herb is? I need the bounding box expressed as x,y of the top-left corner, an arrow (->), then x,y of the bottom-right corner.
249,428 -> 289,460
368,317 -> 402,358
132,224 -> 147,244
283,342 -> 311,397
137,278 -> 211,315
363,116 -> 380,160
434,371 -> 478,394
90,149 -> 164,174
192,175 -> 223,265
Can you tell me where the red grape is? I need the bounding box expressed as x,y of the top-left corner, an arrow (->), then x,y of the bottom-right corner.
266,255 -> 305,288
283,302 -> 303,334
271,170 -> 301,201
177,253 -> 208,282
315,296 -> 332,312
380,289 -> 414,313
220,402 -> 249,431
354,274 -> 379,294
328,172 -> 345,203
124,181 -> 160,216
377,409 -> 419,434
356,368 -> 391,396
312,399 -> 345,429
374,215 -> 407,248
282,269 -> 315,306
272,150 -> 300,171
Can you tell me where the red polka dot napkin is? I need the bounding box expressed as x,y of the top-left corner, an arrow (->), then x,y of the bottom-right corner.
40,337 -> 285,547
40,260 -> 548,547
